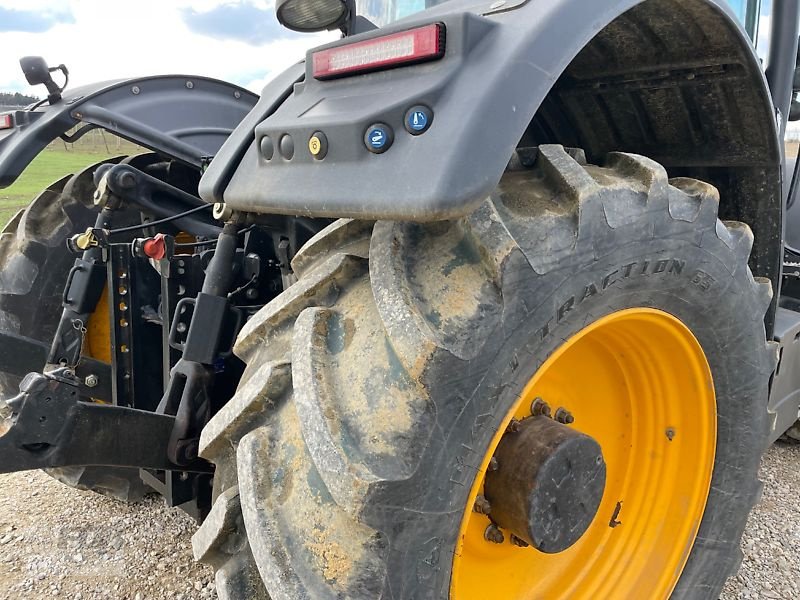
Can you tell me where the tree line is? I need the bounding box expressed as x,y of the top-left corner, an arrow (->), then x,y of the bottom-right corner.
0,92 -> 39,106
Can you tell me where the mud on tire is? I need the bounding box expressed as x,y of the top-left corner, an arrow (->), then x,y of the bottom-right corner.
194,145 -> 774,599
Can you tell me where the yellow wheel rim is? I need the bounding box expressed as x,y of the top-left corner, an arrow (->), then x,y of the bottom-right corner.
451,308 -> 716,600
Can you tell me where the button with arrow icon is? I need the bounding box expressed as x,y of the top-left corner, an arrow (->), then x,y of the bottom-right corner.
364,123 -> 394,154
404,105 -> 433,135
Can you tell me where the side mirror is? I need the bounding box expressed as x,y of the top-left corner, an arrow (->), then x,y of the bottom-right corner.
19,56 -> 53,87
18,56 -> 69,104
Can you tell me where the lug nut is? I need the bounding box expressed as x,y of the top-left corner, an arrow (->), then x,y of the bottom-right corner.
506,418 -> 521,433
555,407 -> 574,424
510,534 -> 529,548
488,457 -> 499,472
484,524 -> 505,544
84,374 -> 99,388
530,398 -> 552,417
473,495 -> 492,515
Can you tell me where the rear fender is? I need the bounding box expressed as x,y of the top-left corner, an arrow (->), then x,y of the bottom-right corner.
0,75 -> 258,188
202,0 -> 779,220
201,0 -> 782,331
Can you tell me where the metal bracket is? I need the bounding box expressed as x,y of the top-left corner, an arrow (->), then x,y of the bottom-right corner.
0,331 -> 112,402
103,164 -> 221,239
0,371 -> 211,473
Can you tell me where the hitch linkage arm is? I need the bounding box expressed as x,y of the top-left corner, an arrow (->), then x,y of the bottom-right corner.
0,370 -> 212,474
157,222 -> 242,466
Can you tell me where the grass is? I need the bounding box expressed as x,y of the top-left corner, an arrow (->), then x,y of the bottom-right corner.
0,149 -> 118,227
0,134 -> 144,228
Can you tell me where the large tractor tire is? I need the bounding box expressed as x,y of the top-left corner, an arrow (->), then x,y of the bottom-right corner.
0,157 -> 150,502
193,145 -> 774,599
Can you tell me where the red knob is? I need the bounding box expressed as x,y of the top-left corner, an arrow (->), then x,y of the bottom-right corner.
142,234 -> 167,260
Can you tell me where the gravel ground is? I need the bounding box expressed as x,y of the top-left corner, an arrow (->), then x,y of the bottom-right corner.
722,441 -> 800,600
0,472 -> 215,600
0,443 -> 798,599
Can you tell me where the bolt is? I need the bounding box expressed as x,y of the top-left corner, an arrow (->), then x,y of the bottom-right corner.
179,472 -> 189,481
234,90 -> 241,99
84,375 -> 99,388
131,86 -> 140,95
484,524 -> 504,544
488,456 -> 499,472
118,171 -> 136,189
555,407 -> 574,424
473,495 -> 492,515
185,81 -> 194,89
666,428 -> 675,441
506,418 -> 521,433
178,440 -> 199,463
245,288 -> 259,300
510,534 -> 529,548
213,203 -> 233,221
530,397 -> 551,417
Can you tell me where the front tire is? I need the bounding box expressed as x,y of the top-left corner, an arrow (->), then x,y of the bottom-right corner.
194,145 -> 773,599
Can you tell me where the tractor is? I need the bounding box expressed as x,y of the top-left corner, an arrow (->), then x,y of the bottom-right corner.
1,0 -> 799,597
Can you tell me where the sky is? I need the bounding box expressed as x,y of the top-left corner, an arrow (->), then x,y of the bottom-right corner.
0,0 -> 337,96
0,0 -> 780,100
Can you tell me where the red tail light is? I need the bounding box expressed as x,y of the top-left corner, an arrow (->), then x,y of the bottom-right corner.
0,114 -> 12,130
312,23 -> 445,80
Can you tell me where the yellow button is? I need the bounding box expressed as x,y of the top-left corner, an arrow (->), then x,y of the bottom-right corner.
308,131 -> 328,160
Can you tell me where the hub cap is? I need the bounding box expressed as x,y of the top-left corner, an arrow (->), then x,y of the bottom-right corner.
450,308 -> 716,599
484,415 -> 606,553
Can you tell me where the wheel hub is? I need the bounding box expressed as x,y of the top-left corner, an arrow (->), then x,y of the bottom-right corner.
484,415 -> 606,553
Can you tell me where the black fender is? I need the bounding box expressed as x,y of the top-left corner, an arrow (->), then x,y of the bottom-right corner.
201,0 -> 779,216
202,0 -> 782,316
0,75 -> 258,188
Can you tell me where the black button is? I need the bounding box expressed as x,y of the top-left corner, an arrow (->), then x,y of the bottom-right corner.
308,131 -> 328,160
279,134 -> 295,159
364,123 -> 393,154
260,136 -> 274,160
404,105 -> 433,135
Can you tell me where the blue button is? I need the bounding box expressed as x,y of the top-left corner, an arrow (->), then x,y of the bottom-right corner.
369,128 -> 387,148
404,105 -> 433,135
364,123 -> 393,154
